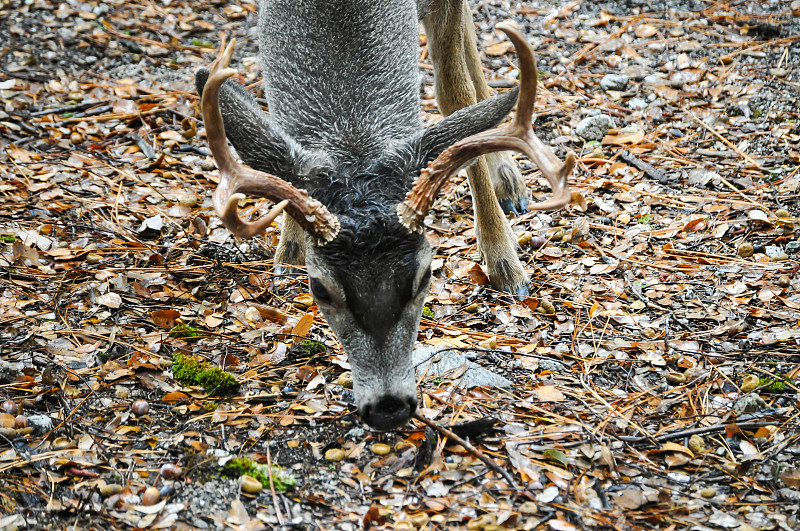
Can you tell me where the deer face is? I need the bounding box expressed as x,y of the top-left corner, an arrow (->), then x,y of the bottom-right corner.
304,214 -> 432,430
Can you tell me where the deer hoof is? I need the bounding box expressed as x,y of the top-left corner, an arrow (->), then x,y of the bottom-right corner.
487,152 -> 528,216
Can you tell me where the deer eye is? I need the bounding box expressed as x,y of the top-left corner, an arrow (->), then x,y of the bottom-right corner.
415,268 -> 432,297
310,278 -> 333,305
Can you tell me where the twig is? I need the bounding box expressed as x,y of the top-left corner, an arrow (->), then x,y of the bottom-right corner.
29,100 -> 108,117
413,412 -> 519,489
266,446 -> 285,526
619,149 -> 670,184
618,421 -> 779,444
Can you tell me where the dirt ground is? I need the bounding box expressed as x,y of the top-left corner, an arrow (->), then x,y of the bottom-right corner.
1,0 -> 799,530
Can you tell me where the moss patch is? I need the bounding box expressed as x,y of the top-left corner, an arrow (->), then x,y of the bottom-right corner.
172,353 -> 238,396
225,457 -> 296,492
169,323 -> 201,342
298,340 -> 326,356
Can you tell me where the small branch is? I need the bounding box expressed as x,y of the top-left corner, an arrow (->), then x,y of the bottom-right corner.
266,446 -> 285,526
413,412 -> 519,489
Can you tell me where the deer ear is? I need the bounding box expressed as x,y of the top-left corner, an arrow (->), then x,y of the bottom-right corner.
195,68 -> 308,182
415,86 -> 519,168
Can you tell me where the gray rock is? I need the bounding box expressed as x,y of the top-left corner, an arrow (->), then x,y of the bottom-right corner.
575,115 -> 613,142
733,393 -> 768,414
0,360 -> 20,384
538,359 -> 568,373
765,245 -> 786,259
787,241 -> 800,254
628,98 -> 648,111
27,415 -> 54,436
600,74 -> 629,91
413,346 -> 511,388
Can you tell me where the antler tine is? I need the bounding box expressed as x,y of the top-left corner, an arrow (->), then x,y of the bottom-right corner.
398,24 -> 576,232
202,40 -> 340,245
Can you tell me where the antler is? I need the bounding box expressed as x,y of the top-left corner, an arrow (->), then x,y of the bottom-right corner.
398,23 -> 576,232
202,40 -> 340,245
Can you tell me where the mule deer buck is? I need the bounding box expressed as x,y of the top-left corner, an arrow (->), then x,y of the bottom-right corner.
197,0 -> 575,430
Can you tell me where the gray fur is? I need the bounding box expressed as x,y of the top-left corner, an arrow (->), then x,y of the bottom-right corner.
198,0 -> 519,430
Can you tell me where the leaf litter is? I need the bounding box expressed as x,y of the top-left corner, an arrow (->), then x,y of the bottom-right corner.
1,0 -> 800,529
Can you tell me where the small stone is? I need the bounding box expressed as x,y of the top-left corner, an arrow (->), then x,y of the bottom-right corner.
517,231 -> 533,247
325,448 -> 345,462
100,484 -> 124,497
734,393 -> 768,414
628,98 -> 648,111
605,54 -> 621,68
396,467 -> 413,478
688,434 -> 706,454
737,243 -> 754,258
634,24 -> 657,38
239,475 -> 263,494
770,68 -> 788,78
700,487 -> 716,498
575,115 -> 613,142
600,74 -> 629,91
336,372 -> 353,388
27,414 -> 53,435
776,208 -> 790,218
371,443 -> 391,456
740,374 -> 760,393
179,194 -> 199,208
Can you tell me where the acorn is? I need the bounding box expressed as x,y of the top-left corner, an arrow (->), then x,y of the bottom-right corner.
131,400 -> 149,416
160,463 -> 182,480
141,486 -> 160,505
2,400 -> 18,415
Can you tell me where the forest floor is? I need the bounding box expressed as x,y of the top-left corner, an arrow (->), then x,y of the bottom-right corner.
1,0 -> 800,530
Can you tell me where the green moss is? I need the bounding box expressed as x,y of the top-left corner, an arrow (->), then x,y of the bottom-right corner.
225,457 -> 296,492
169,323 -> 201,342
201,402 -> 219,413
298,340 -> 326,355
0,234 -> 16,243
190,38 -> 215,48
757,377 -> 788,393
422,306 -> 435,318
172,353 -> 238,396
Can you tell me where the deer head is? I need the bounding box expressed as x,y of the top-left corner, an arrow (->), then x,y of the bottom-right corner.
199,24 -> 573,430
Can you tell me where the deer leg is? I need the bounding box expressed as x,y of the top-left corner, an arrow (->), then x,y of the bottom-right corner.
274,215 -> 306,270
460,0 -> 528,215
423,1 -> 529,295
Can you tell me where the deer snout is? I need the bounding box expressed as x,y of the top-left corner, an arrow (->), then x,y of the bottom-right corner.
361,395 -> 417,431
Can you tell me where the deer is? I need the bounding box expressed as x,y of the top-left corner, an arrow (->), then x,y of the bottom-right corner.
196,0 -> 575,430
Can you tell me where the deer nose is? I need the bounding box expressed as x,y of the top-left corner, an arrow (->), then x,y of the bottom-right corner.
361,395 -> 417,430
